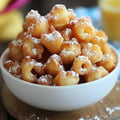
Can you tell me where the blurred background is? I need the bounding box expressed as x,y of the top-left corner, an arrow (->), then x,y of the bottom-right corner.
27,0 -> 97,15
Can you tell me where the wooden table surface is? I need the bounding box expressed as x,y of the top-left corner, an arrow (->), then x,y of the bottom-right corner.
1,81 -> 120,120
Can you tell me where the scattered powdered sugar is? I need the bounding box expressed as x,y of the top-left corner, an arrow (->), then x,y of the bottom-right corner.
106,106 -> 120,115
78,115 -> 101,120
116,86 -> 120,91
99,99 -> 103,103
106,107 -> 114,115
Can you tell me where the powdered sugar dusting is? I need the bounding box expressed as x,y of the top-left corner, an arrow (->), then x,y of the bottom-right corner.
78,115 -> 101,120
26,9 -> 40,19
61,49 -> 75,56
34,62 -> 43,68
32,48 -> 37,55
32,38 -> 40,44
71,71 -> 79,77
102,53 -> 110,62
44,31 -> 63,42
39,16 -> 47,22
106,106 -> 120,115
116,86 -> 120,91
8,62 -> 21,74
28,23 -> 35,31
12,39 -> 23,46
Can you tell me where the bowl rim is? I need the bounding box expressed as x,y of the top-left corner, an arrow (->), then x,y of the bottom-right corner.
0,46 -> 120,89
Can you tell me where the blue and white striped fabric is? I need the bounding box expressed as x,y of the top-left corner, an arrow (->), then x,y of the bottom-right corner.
74,6 -> 120,80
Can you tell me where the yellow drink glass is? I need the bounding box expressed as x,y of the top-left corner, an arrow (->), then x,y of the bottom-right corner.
99,0 -> 120,42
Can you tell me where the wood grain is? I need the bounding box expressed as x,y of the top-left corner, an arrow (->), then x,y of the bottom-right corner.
1,82 -> 120,120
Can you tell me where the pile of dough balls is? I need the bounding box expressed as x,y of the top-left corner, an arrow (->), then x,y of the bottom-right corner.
4,4 -> 117,86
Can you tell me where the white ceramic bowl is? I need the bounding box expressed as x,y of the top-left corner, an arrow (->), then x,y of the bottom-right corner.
0,47 -> 120,111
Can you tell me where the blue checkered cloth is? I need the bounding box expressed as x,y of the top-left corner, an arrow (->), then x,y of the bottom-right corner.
74,6 -> 120,80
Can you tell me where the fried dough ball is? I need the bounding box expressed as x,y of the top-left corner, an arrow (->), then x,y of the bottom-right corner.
23,35 -> 44,59
71,56 -> 92,75
33,62 -> 45,75
23,10 -> 41,31
45,54 -> 64,76
82,43 -> 103,63
9,39 -> 24,62
91,30 -> 108,46
21,56 -> 36,83
68,9 -> 76,21
70,16 -> 95,42
54,71 -> 79,86
85,66 -> 109,82
60,28 -> 72,41
48,4 -> 69,30
4,60 -> 21,78
37,74 -> 54,86
101,43 -> 113,55
27,16 -> 49,38
60,38 -> 81,64
97,53 -> 116,72
16,31 -> 28,41
41,31 -> 63,53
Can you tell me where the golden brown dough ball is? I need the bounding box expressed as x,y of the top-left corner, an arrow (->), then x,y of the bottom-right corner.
60,38 -> 81,64
85,66 -> 109,82
41,31 -> 63,53
48,4 -> 69,30
21,56 -> 36,83
54,71 -> 80,86
23,35 -> 44,60
45,54 -> 64,76
71,55 -> 92,75
82,43 -> 103,63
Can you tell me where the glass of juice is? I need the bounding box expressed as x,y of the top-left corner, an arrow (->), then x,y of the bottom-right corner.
99,0 -> 120,43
